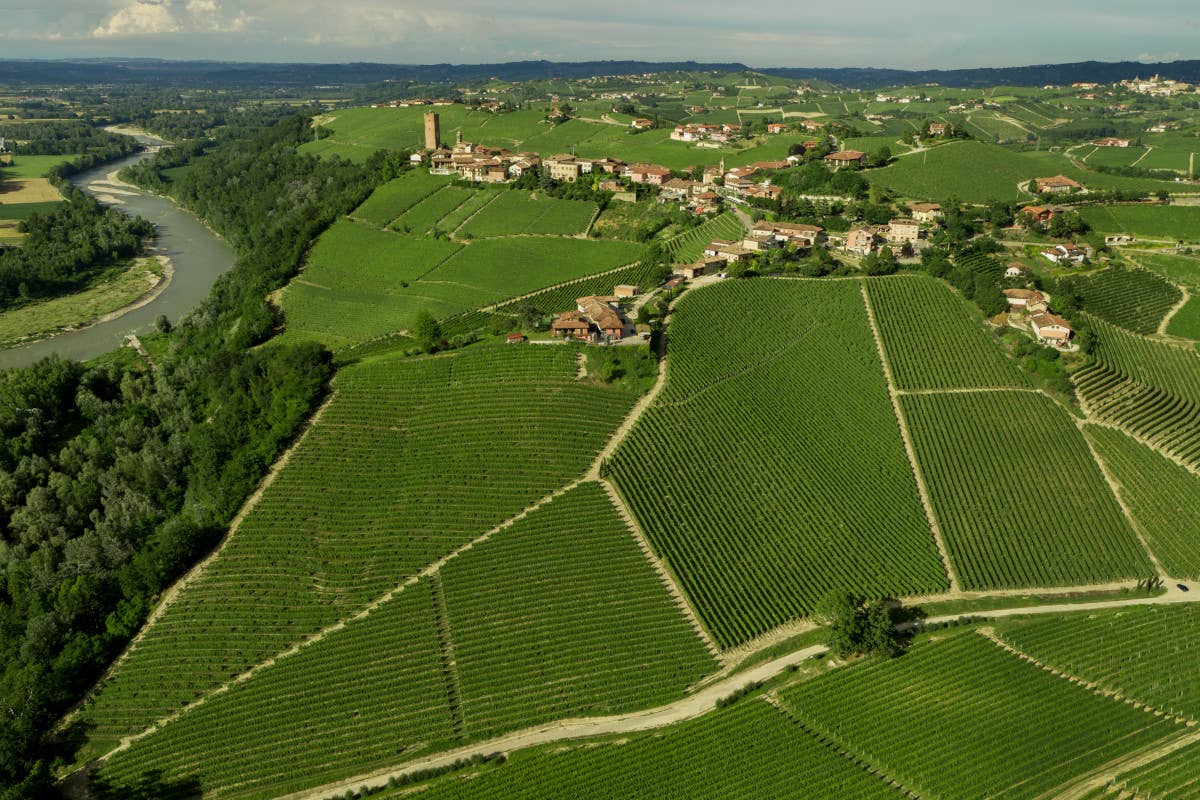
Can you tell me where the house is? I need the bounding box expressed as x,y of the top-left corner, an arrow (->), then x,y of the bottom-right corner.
703,240 -> 752,261
1030,312 -> 1075,347
845,226 -> 878,255
659,178 -> 700,202
505,333 -> 528,344
614,284 -> 639,298
544,154 -> 583,182
741,236 -> 781,252
1093,137 -> 1131,148
1035,175 -> 1084,194
1105,234 -> 1136,246
750,221 -> 824,246
1021,204 -> 1059,223
886,219 -> 922,245
928,122 -> 948,136
1005,263 -> 1026,279
1002,288 -> 1047,311
824,150 -> 867,168
550,311 -> 594,341
627,164 -> 672,185
631,118 -> 654,130
576,296 -> 625,339
767,122 -> 787,134
676,255 -> 727,278
1040,243 -> 1087,264
908,202 -> 943,222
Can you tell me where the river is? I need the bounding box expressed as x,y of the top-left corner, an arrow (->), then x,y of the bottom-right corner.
0,132 -> 236,369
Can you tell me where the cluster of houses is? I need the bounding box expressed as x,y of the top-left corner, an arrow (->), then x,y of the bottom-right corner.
1092,137 -> 1132,148
670,123 -> 742,143
1001,285 -> 1075,348
371,98 -> 457,108
549,285 -> 643,343
1120,75 -> 1195,97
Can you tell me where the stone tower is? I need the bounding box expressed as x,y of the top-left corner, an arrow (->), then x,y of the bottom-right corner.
423,112 -> 441,150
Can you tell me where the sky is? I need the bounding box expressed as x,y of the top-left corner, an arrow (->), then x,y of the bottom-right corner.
1,0 -> 1198,69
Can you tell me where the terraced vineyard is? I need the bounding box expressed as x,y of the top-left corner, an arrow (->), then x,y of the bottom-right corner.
902,391 -> 1152,589
458,190 -> 598,238
778,631 -> 1181,800
92,483 -> 712,799
76,346 -> 645,763
1085,425 -> 1200,578
1068,265 -> 1182,335
607,279 -> 948,648
664,212 -> 745,262
392,700 -> 907,800
866,275 -> 1029,391
1074,316 -> 1200,468
997,605 -> 1200,720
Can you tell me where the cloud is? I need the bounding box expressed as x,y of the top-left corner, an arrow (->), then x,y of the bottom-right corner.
93,0 -> 181,37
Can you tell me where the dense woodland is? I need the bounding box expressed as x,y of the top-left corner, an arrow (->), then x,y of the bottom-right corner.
0,114 -> 400,798
4,124 -> 133,158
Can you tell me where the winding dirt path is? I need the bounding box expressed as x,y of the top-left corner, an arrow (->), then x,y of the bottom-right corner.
860,279 -> 961,591
1157,285 -> 1191,336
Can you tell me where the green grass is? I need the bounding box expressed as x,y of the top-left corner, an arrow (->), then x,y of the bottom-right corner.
1079,204 -> 1200,241
0,200 -> 62,220
350,171 -> 452,227
997,605 -> 1200,720
902,390 -> 1153,589
457,190 -> 596,238
1068,265 -> 1182,335
1084,424 -> 1200,579
0,152 -> 81,179
0,257 -> 163,349
866,274 -> 1029,391
607,279 -> 948,648
778,630 -> 1180,800
77,346 -> 644,764
395,699 -> 907,800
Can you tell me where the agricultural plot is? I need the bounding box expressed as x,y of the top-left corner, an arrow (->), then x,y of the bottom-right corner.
350,172 -> 452,227
607,280 -> 948,648
76,346 -> 644,762
390,186 -> 477,235
1136,134 -> 1199,173
1095,737 -> 1200,798
1084,425 -> 1200,579
493,260 -> 663,316
1075,316 -> 1200,468
778,631 -> 1180,800
997,605 -> 1200,720
866,275 -> 1029,391
664,212 -> 744,263
436,189 -> 501,233
401,700 -> 906,800
902,391 -> 1152,589
457,190 -> 597,238
440,483 -> 715,738
1080,145 -> 1148,168
1079,204 -> 1200,241
1069,265 -> 1182,335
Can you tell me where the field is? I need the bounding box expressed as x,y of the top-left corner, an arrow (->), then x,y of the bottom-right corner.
94,483 -> 713,799
1079,204 -> 1200,241
396,699 -> 906,800
997,605 -> 1200,720
0,152 -> 80,179
866,274 -> 1029,390
607,279 -> 948,648
76,346 -> 646,763
1085,425 -> 1200,579
1074,316 -> 1200,468
779,631 -> 1180,800
349,172 -> 452,227
0,257 -> 164,349
902,391 -> 1152,589
390,186 -> 479,235
457,190 -> 597,238
0,177 -> 62,204
1068,265 -> 1182,335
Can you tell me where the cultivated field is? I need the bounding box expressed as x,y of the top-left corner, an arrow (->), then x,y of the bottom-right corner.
457,191 -> 597,238
1069,265 -> 1182,335
1080,204 -> 1200,241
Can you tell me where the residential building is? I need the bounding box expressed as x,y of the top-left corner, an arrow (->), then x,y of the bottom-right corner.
544,154 -> 583,182
627,164 -> 672,185
1030,312 -> 1075,347
550,311 -> 593,341
1093,137 -> 1131,147
1021,204 -> 1059,223
824,150 -> 867,168
631,118 -> 654,130
1035,175 -> 1084,194
844,226 -> 878,255
886,219 -> 922,245
1040,243 -> 1087,264
1005,263 -> 1026,279
907,202 -> 943,222
1002,288 -> 1047,311
614,284 -> 639,298
767,122 -> 787,134
576,295 -> 625,339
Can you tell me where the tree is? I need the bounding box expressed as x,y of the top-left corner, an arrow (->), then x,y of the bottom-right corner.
815,592 -> 899,659
411,310 -> 443,354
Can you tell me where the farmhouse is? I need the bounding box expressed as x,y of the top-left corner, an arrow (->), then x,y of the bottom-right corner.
631,118 -> 654,130
907,202 -> 943,222
550,311 -> 593,340
1092,137 -> 1131,147
1030,312 -> 1075,347
703,240 -> 752,261
627,164 -> 673,185
1002,289 -> 1048,312
1005,263 -> 1026,278
928,122 -> 948,136
750,221 -> 824,246
1040,243 -> 1087,264
767,122 -> 787,134
886,219 -> 922,245
505,333 -> 527,344
824,150 -> 867,168
1035,175 -> 1083,194
576,295 -> 626,339
614,284 -> 639,298
1021,204 -> 1060,223
844,226 -> 878,255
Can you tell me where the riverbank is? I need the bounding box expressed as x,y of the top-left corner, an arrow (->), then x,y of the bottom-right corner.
0,255 -> 173,351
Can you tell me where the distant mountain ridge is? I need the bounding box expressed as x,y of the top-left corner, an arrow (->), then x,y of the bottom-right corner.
2,57 -> 1200,89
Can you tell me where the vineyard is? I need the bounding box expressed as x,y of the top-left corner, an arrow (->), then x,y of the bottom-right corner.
607,279 -> 948,648
954,250 -> 1005,285
350,172 -> 452,227
390,186 -> 480,235
457,190 -> 598,238
1067,266 -> 1182,335
1090,736 -> 1200,798
778,631 -> 1181,800
901,391 -> 1152,589
1074,316 -> 1200,469
93,483 -> 713,799
997,605 -> 1200,721
76,346 -> 644,763
664,212 -> 745,263
389,700 -> 907,800
865,274 -> 1029,391
1085,424 -> 1200,579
